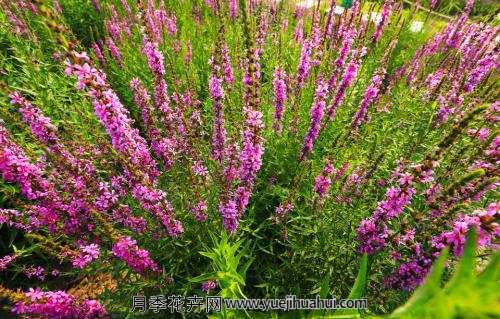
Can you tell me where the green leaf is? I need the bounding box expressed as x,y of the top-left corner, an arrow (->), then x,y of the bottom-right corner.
189,272 -> 218,283
240,256 -> 255,280
319,271 -> 332,299
200,251 -> 217,260
348,254 -> 368,299
308,271 -> 332,318
444,229 -> 476,293
335,254 -> 369,316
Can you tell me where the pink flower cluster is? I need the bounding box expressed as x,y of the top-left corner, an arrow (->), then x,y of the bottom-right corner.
132,185 -> 183,237
71,243 -> 100,269
111,205 -> 148,233
0,124 -> 52,201
24,266 -> 46,281
229,0 -> 238,19
65,52 -> 184,237
10,92 -> 59,145
239,110 -> 265,183
112,236 -> 159,274
431,203 -> 499,256
0,255 -> 16,271
221,44 -> 234,85
219,200 -> 239,233
357,173 -> 415,254
190,200 -> 208,222
275,202 -> 294,218
12,288 -> 107,319
142,39 -> 165,77
357,218 -> 390,254
313,161 -> 335,198
383,259 -> 431,292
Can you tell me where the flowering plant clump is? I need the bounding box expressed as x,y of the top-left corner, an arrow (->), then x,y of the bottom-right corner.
0,0 -> 498,317
11,288 -> 107,319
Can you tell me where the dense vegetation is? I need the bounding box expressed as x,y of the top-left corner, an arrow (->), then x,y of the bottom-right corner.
0,0 -> 498,318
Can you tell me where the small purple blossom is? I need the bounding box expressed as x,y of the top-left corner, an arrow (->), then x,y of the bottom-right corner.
276,202 -> 294,218
190,200 -> 208,222
201,280 -> 217,293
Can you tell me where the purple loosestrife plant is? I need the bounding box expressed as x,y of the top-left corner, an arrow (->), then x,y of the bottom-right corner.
105,37 -> 122,65
296,39 -> 312,90
142,39 -> 165,77
272,67 -> 287,134
300,78 -> 328,160
275,202 -> 294,219
229,0 -> 238,19
219,200 -> 239,234
424,69 -> 445,99
329,29 -> 356,92
357,218 -> 390,254
130,77 -> 155,133
313,161 -> 335,198
10,92 -> 59,145
130,77 -> 175,169
464,50 -> 499,93
64,52 -> 159,183
142,38 -> 178,140
144,0 -> 162,43
190,200 -> 208,222
385,203 -> 499,292
111,236 -> 159,274
221,44 -> 234,85
371,0 -> 393,44
1,0 -> 500,312
256,11 -> 269,57
431,203 -> 499,257
351,68 -> 385,131
91,41 -> 106,67
65,52 -> 183,237
6,90 -> 118,234
238,110 -> 265,185
294,18 -> 304,43
327,50 -> 365,120
201,280 -> 217,293
209,74 -> 227,164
